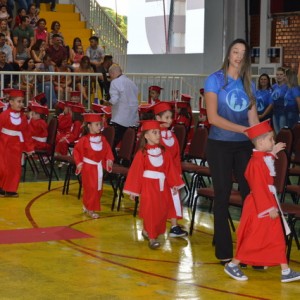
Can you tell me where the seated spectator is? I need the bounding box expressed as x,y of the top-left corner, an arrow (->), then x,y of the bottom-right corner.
74,55 -> 95,102
13,37 -> 30,67
46,33 -> 67,66
0,0 -> 13,27
34,18 -> 48,44
86,35 -> 104,72
27,3 -> 39,29
16,0 -> 33,12
54,58 -> 72,100
20,57 -> 36,99
0,32 -> 12,63
49,21 -> 64,46
0,51 -> 14,88
12,15 -> 34,49
30,38 -> 46,66
0,4 -> 9,22
70,37 -> 84,69
0,19 -> 13,49
98,55 -> 113,99
13,7 -> 26,30
36,53 -> 57,108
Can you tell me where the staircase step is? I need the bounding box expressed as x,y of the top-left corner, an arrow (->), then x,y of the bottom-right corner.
40,3 -> 75,13
40,11 -> 81,22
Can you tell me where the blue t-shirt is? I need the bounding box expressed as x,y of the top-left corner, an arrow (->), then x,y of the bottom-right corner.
271,83 -> 288,112
204,69 -> 254,142
256,89 -> 272,114
284,86 -> 300,113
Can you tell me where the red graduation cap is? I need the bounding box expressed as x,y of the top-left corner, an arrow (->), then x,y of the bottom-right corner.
173,101 -> 189,108
181,94 -> 192,102
70,103 -> 86,113
9,89 -> 25,98
83,113 -> 102,123
34,93 -> 46,102
140,120 -> 162,131
244,119 -> 273,140
2,88 -> 13,95
91,103 -> 102,113
101,106 -> 111,115
138,103 -> 154,113
70,91 -> 81,97
55,100 -> 66,110
152,101 -> 172,115
30,102 -> 49,115
149,85 -> 163,93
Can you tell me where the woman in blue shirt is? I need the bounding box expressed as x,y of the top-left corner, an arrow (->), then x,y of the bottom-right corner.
204,39 -> 259,264
256,73 -> 273,122
284,69 -> 300,129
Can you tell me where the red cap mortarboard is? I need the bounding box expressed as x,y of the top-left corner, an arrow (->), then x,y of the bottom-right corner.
9,89 -> 25,98
30,102 -> 49,115
2,88 -> 13,95
153,101 -> 172,115
138,103 -> 154,113
70,91 -> 81,97
140,120 -> 162,131
83,113 -> 102,123
70,103 -> 85,113
101,106 -> 111,115
244,119 -> 273,140
34,93 -> 46,102
56,101 -> 66,110
149,85 -> 163,93
173,101 -> 189,108
91,103 -> 102,113
181,94 -> 192,102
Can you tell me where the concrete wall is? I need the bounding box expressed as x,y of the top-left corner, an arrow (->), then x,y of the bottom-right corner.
126,0 -> 247,75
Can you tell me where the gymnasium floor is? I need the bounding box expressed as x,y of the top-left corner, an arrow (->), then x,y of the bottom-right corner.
0,174 -> 300,299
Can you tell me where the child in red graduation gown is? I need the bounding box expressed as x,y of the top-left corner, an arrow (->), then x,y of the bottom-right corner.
28,102 -> 49,151
55,102 -> 73,148
55,103 -> 85,156
148,85 -> 163,104
224,120 -> 300,283
0,90 -> 34,197
123,120 -> 185,249
153,101 -> 188,238
73,113 -> 114,219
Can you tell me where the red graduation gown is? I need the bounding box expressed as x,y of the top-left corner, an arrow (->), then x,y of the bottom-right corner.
0,108 -> 34,192
28,118 -> 49,151
160,129 -> 183,218
73,133 -> 114,211
235,151 -> 287,266
55,112 -> 72,145
123,144 -> 185,239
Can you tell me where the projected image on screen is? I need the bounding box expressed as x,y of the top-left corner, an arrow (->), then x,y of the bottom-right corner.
128,0 -> 205,55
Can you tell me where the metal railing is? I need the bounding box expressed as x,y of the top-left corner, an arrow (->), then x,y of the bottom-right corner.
71,0 -> 128,71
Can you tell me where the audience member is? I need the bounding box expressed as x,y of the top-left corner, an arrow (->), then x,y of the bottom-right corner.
0,4 -> 9,22
17,0 -> 33,12
12,15 -> 34,49
74,55 -> 95,102
86,36 -> 104,72
35,0 -> 56,12
0,0 -> 13,27
34,18 -> 48,44
27,3 -> 39,29
49,21 -> 64,46
20,57 -> 36,99
70,37 -> 84,68
0,20 -> 13,48
36,53 -> 57,107
13,7 -> 26,30
98,55 -> 113,100
54,58 -> 72,100
46,33 -> 67,66
30,38 -> 46,65
0,32 -> 12,63
0,51 -> 14,88
108,64 -> 139,156
13,36 -> 30,67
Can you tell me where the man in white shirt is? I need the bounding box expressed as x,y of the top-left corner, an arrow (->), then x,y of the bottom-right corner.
108,64 -> 139,157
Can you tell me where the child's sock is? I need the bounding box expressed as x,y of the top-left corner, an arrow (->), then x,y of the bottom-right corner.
228,262 -> 237,268
282,268 -> 291,275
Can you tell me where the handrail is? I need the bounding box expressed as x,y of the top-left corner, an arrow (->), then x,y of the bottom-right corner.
71,0 -> 128,71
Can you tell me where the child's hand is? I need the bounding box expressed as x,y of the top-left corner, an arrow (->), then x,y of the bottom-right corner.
269,208 -> 279,219
172,187 -> 178,195
129,194 -> 135,200
272,142 -> 286,158
75,164 -> 83,175
107,160 -> 113,173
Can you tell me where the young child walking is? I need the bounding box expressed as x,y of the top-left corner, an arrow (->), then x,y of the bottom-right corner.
153,102 -> 188,237
124,120 -> 185,249
0,89 -> 34,197
73,113 -> 114,219
224,120 -> 300,283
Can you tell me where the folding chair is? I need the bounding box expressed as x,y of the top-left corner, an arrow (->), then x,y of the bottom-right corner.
173,123 -> 187,159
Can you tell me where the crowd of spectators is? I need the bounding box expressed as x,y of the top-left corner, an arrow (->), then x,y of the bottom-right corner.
0,1 -> 111,107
